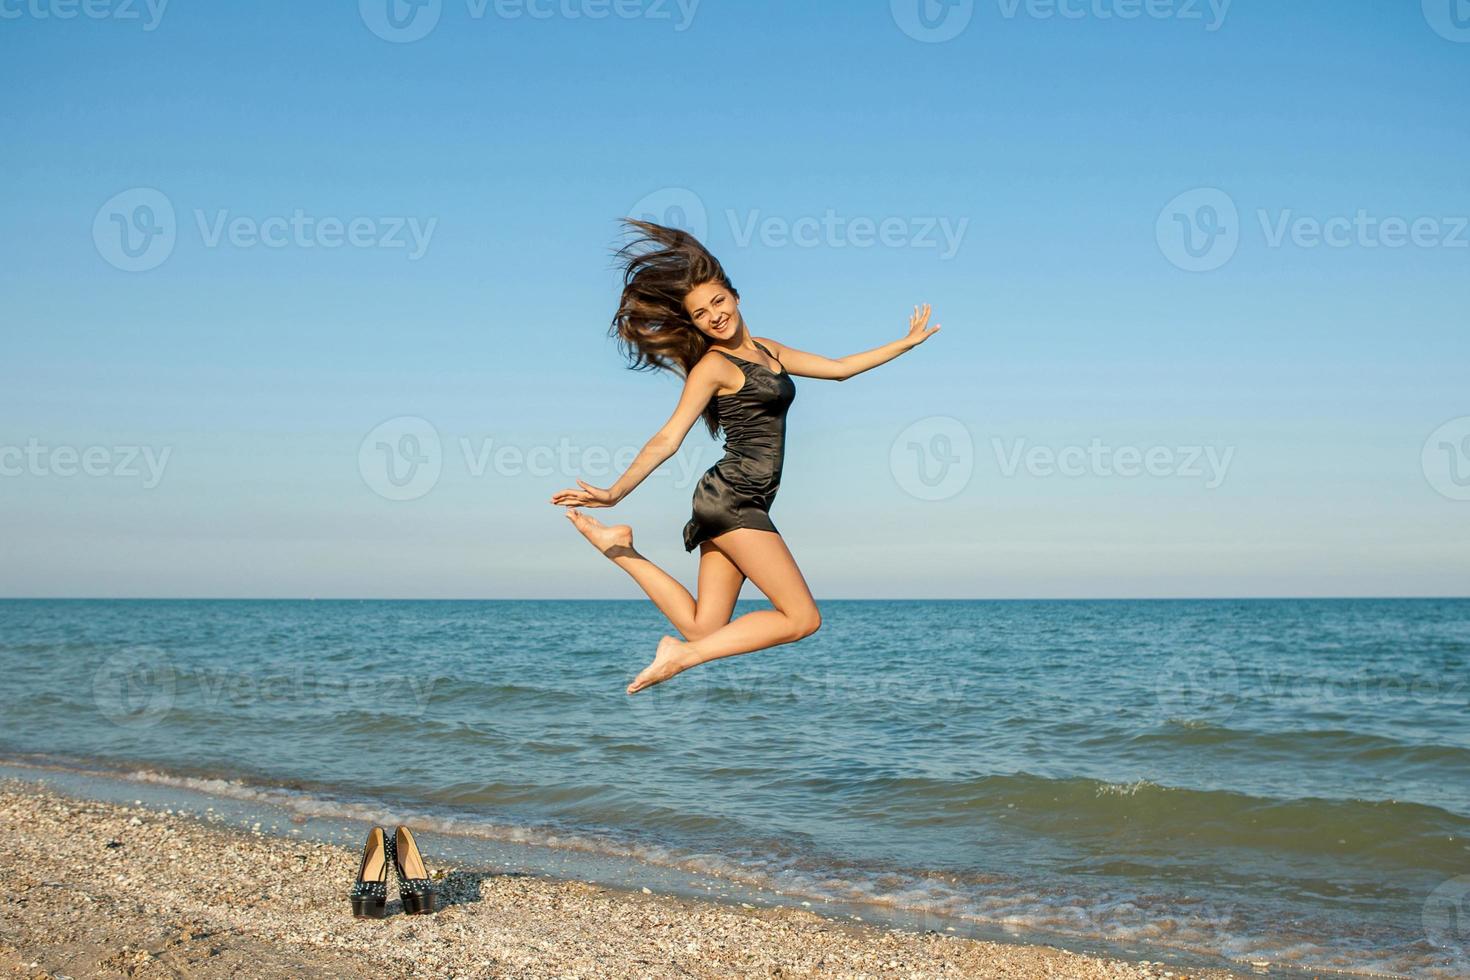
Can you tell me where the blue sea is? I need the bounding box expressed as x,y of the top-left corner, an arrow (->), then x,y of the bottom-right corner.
3,598 -> 1467,977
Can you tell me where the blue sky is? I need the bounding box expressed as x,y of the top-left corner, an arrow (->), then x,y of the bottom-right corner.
2,0 -> 1467,598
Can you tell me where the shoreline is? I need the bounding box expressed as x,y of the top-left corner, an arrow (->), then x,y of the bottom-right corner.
0,778 -> 1251,979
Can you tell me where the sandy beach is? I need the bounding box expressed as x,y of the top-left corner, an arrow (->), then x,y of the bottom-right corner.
0,779 -> 1249,979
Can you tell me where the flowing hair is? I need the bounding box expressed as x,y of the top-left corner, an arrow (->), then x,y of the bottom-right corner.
610,218 -> 739,437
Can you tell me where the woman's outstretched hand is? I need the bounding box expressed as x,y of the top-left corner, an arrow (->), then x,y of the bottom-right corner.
550,480 -> 620,508
904,303 -> 942,349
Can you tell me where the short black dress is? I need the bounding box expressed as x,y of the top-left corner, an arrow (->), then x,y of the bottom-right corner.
682,341 -> 797,552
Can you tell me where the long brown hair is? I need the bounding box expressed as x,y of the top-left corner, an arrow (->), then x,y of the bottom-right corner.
610,218 -> 739,437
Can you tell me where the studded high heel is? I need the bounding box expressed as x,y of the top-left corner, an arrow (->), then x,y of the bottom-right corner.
386,825 -> 437,915
348,826 -> 390,918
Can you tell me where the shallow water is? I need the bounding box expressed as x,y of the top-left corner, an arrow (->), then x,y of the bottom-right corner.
3,598 -> 1467,976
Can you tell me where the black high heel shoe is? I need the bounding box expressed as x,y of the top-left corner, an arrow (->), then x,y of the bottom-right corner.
386,825 -> 437,915
348,826 -> 390,918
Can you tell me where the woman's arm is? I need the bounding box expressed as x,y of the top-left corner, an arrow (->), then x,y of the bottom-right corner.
761,303 -> 941,381
549,357 -> 726,508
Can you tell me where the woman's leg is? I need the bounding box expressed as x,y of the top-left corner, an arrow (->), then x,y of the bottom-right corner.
565,508 -> 745,641
628,528 -> 821,694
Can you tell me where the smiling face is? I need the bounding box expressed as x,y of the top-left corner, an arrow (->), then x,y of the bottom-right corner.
682,280 -> 741,342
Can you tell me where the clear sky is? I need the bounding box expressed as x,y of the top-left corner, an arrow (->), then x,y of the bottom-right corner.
2,0 -> 1467,598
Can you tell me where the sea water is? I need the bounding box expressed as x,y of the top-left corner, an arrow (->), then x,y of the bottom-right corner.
2,598 -> 1466,976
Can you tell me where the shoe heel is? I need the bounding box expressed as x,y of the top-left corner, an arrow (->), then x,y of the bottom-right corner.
351,896 -> 387,918
389,826 -> 437,916
348,826 -> 390,919
402,891 -> 436,915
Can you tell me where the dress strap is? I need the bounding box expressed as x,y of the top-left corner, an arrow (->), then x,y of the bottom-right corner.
752,340 -> 780,366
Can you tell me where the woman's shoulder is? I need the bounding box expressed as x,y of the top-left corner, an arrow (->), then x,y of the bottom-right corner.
691,349 -> 744,383
695,348 -> 738,370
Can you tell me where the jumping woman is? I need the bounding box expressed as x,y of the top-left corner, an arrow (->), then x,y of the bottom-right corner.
550,220 -> 940,695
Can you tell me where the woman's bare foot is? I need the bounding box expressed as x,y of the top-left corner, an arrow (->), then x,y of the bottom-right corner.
628,635 -> 695,694
565,508 -> 634,557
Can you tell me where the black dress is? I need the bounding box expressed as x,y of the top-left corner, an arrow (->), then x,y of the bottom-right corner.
682,341 -> 797,552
